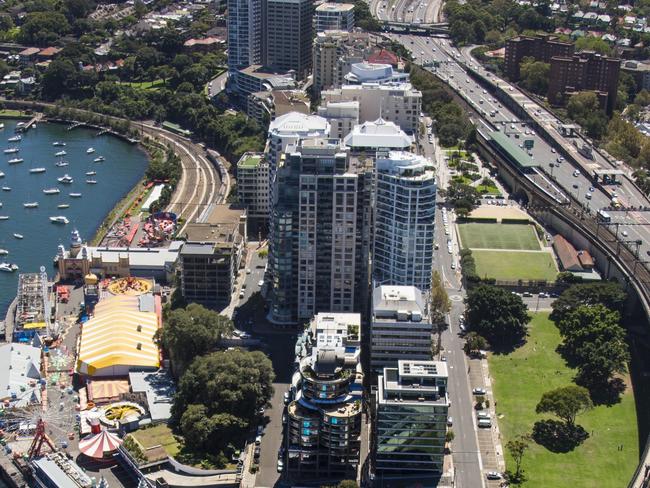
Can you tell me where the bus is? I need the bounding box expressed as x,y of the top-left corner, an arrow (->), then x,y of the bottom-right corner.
597,209 -> 611,223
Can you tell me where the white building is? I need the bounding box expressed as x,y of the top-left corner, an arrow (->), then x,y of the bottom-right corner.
236,152 -> 269,221
371,285 -> 433,370
317,100 -> 360,139
0,339 -> 42,407
321,82 -> 422,134
314,3 -> 355,32
343,118 -> 413,154
343,62 -> 410,85
373,151 -> 436,290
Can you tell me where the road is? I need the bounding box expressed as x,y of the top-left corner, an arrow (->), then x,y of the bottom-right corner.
370,0 -> 443,23
207,71 -> 228,99
393,33 -> 650,262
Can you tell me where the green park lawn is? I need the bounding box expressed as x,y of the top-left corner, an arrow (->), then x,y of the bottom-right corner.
458,222 -> 540,250
489,313 -> 639,488
472,250 -> 557,282
119,79 -> 165,90
476,183 -> 501,196
130,424 -> 181,458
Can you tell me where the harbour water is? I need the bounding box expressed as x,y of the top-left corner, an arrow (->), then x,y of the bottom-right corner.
0,119 -> 148,316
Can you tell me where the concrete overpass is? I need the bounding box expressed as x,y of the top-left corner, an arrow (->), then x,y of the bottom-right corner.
381,20 -> 449,34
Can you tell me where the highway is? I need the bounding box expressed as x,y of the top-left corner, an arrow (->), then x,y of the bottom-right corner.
394,33 -> 650,261
370,0 -> 443,23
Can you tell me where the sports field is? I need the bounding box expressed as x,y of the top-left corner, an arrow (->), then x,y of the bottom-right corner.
458,222 -> 540,250
472,249 -> 558,282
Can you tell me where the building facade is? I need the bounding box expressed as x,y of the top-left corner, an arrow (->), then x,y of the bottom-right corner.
373,151 -> 436,290
268,138 -> 372,323
316,101 -> 360,139
179,206 -> 247,308
548,51 -> 621,114
227,0 -> 263,73
286,313 -> 363,481
504,34 -> 574,81
312,30 -> 372,94
236,152 -> 269,221
321,83 -> 421,135
370,285 -> 433,370
266,0 -> 315,80
374,360 -> 449,476
314,3 -> 355,32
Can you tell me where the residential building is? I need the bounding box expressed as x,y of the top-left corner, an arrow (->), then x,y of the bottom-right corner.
622,60 -> 650,91
343,118 -> 413,155
312,30 -> 372,93
343,62 -> 410,85
231,64 -> 296,98
227,0 -> 263,73
286,312 -> 363,481
374,360 -> 449,477
314,3 -> 355,32
370,285 -> 433,370
268,138 -> 372,323
317,101 -> 360,139
266,0 -> 315,80
247,89 -> 310,126
373,151 -> 436,290
321,83 -> 422,135
236,152 -> 269,221
179,205 -> 247,308
504,34 -> 574,81
548,51 -> 621,113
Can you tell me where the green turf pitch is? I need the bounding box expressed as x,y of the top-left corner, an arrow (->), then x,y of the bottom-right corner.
457,222 -> 540,250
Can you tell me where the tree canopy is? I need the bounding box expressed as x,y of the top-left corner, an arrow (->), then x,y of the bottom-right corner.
465,284 -> 530,348
157,303 -> 234,376
535,385 -> 593,428
519,57 -> 550,96
566,92 -> 608,140
172,349 -> 275,451
550,282 -> 626,324
445,181 -> 481,217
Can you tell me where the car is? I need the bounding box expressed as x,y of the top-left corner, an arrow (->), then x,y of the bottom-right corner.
585,193 -> 592,200
255,435 -> 262,445
551,148 -> 556,153
256,425 -> 265,436
459,323 -> 466,332
448,248 -> 453,254
277,459 -> 284,472
238,291 -> 245,299
441,355 -> 447,361
258,280 -> 265,287
522,291 -> 533,297
240,332 -> 251,339
282,413 -> 287,425
283,391 -> 290,404
451,263 -> 456,269
622,230 -> 629,237
254,446 -> 261,460
573,170 -> 580,177
573,183 -> 579,189
589,186 -> 595,192
447,416 -> 453,426
538,292 -> 548,298
486,471 -> 502,480
473,387 -> 487,395
477,412 -> 490,420
246,268 -> 251,274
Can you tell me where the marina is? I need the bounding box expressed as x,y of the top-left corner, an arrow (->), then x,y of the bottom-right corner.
0,119 -> 148,316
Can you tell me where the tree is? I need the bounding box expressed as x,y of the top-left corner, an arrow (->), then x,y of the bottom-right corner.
41,59 -> 79,100
567,92 -> 608,140
430,270 -> 451,326
156,303 -> 234,376
18,12 -> 70,45
550,282 -> 626,324
446,181 -> 480,217
445,429 -> 455,443
535,385 -> 593,428
519,57 -> 550,95
575,36 -> 613,56
172,349 -> 275,426
336,481 -> 359,488
465,285 -> 530,348
463,332 -> 489,356
506,435 -> 531,482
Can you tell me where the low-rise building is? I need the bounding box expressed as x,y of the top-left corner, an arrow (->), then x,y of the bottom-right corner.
0,338 -> 42,407
374,360 -> 449,477
314,3 -> 355,32
179,205 -> 247,308
317,100 -> 360,139
322,82 -> 421,135
247,89 -> 310,126
286,312 -> 363,482
371,285 -> 432,370
343,118 -> 413,154
236,152 -> 270,222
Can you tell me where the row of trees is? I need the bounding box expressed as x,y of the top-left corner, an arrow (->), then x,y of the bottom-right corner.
550,282 -> 630,404
155,304 -> 275,465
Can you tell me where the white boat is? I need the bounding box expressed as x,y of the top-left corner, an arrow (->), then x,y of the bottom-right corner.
43,188 -> 60,195
69,193 -> 82,198
52,141 -> 66,146
0,262 -> 18,272
0,249 -> 8,255
86,179 -> 97,185
85,171 -> 96,176
1,187 -> 10,191
93,156 -> 105,163
23,202 -> 38,208
15,122 -> 25,128
55,161 -> 69,167
7,135 -> 21,142
13,233 -> 23,239
0,172 -> 4,178
57,204 -> 70,209
86,147 -> 95,154
4,147 -> 19,154
49,216 -> 69,224
55,150 -> 67,157
0,216 -> 8,220
29,167 -> 46,174
0,123 -> 4,130
57,174 -> 74,184
8,158 -> 23,164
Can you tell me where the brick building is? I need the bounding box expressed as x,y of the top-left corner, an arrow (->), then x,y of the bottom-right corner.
504,34 -> 574,81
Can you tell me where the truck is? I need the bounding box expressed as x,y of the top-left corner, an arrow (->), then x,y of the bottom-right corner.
597,209 -> 611,223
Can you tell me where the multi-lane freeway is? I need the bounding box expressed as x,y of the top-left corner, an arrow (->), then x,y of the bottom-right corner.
370,0 -> 443,24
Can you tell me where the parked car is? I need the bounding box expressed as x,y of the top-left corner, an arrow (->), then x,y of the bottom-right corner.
486,471 -> 502,480
277,459 -> 284,472
447,416 -> 453,426
254,446 -> 261,460
473,387 -> 487,395
283,391 -> 290,404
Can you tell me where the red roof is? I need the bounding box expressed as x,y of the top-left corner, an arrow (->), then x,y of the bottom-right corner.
38,47 -> 61,57
553,235 -> 582,271
367,48 -> 399,66
577,250 -> 594,268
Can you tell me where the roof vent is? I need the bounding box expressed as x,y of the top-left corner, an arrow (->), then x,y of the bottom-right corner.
136,343 -> 142,350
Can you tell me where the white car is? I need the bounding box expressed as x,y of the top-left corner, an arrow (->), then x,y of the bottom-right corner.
277,459 -> 284,472
258,280 -> 265,287
486,471 -> 502,480
622,230 -> 629,237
